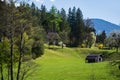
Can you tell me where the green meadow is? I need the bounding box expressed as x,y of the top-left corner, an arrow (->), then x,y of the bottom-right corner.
26,46 -> 118,80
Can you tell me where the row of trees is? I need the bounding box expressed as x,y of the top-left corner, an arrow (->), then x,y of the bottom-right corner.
34,3 -> 96,47
96,30 -> 120,52
106,30 -> 120,52
2,0 -> 120,80
0,0 -> 44,80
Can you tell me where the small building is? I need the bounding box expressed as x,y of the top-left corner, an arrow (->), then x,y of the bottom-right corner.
85,54 -> 103,63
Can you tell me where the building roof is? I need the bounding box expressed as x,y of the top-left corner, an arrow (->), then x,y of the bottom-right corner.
86,54 -> 103,60
87,54 -> 102,57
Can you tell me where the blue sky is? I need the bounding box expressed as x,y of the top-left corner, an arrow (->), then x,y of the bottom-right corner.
31,0 -> 120,25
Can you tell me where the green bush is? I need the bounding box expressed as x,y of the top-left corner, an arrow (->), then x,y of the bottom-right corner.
32,40 -> 44,59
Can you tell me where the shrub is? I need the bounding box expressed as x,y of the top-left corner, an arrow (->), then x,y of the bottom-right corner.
81,43 -> 85,48
98,43 -> 103,49
32,40 -> 44,59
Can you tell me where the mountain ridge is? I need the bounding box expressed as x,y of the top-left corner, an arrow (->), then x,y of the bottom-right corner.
90,18 -> 120,35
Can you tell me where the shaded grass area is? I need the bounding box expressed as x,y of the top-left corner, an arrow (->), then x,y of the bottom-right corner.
26,46 -> 118,80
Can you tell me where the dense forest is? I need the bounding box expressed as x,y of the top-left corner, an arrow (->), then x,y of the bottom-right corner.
0,0 -> 120,80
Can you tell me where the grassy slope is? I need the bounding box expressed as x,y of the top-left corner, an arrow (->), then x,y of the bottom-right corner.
27,46 -> 118,80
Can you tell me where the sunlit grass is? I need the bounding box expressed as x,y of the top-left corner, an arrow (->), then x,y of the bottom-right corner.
26,45 -> 118,80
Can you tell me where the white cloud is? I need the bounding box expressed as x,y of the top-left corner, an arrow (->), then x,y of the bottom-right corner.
50,0 -> 55,2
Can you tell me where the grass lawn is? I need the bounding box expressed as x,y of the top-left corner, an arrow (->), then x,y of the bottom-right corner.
26,46 -> 118,80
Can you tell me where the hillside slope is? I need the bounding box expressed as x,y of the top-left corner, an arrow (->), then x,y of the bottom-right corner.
26,46 -> 118,80
91,19 -> 120,35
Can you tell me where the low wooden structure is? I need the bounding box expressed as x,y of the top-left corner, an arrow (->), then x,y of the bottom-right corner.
86,54 -> 103,63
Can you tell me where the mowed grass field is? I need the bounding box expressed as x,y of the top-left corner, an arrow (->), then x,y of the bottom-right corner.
26,46 -> 118,80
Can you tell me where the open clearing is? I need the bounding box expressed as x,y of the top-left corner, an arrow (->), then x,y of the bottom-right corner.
27,46 -> 118,80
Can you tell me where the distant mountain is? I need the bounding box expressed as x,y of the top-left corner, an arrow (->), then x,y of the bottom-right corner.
90,19 -> 120,35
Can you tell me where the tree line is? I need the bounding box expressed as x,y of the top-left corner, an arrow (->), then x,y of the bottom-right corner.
0,0 -> 44,80
37,4 -> 96,47
2,0 -> 120,80
0,1 -> 96,79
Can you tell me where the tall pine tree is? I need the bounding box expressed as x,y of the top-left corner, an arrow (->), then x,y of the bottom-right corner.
68,7 -> 85,46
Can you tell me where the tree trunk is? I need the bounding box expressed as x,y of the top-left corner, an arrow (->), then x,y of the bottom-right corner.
10,30 -> 14,80
116,46 -> 119,53
16,24 -> 24,80
9,3 -> 15,80
0,63 -> 4,80
8,65 -> 10,80
16,53 -> 22,80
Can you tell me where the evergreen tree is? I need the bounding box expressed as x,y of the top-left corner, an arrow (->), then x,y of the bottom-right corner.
74,8 -> 84,46
71,7 -> 76,29
67,8 -> 72,27
76,8 -> 83,26
68,7 -> 85,46
60,8 -> 67,20
57,8 -> 70,45
68,7 -> 76,46
96,30 -> 106,43
31,2 -> 36,16
41,5 -> 48,32
59,8 -> 69,31
49,6 -> 61,32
